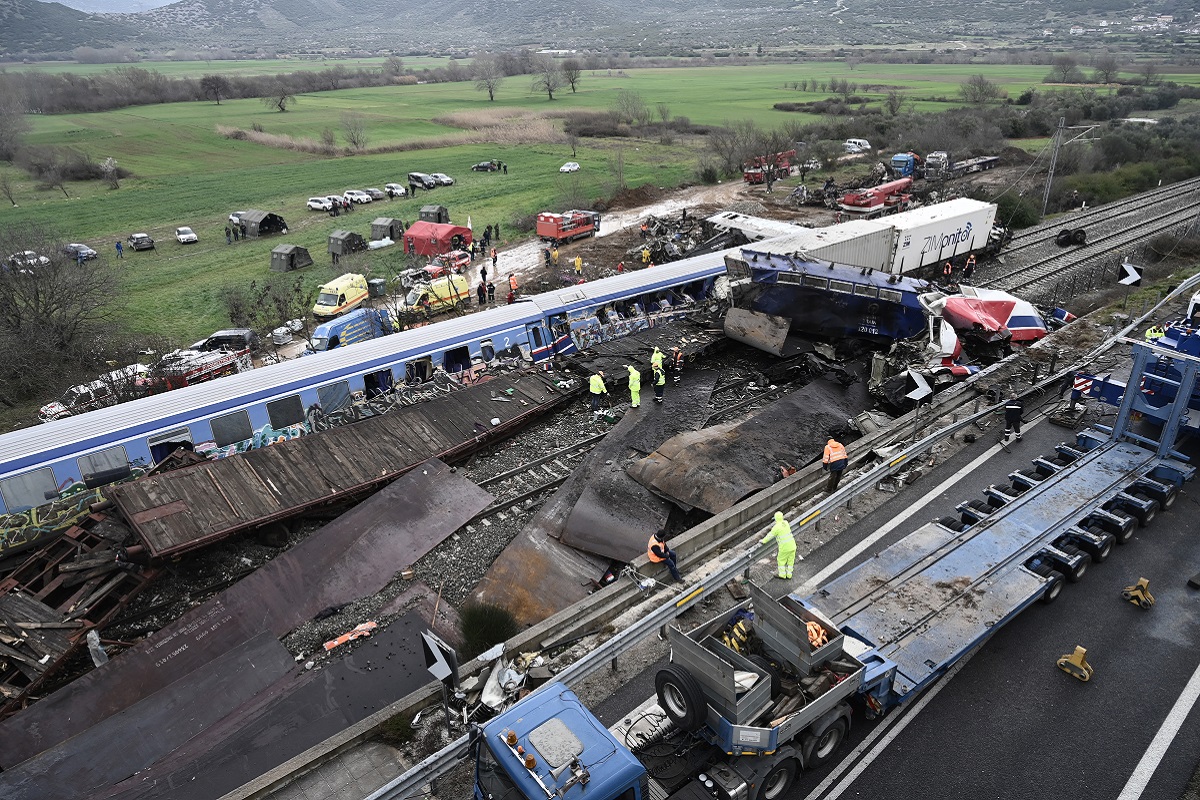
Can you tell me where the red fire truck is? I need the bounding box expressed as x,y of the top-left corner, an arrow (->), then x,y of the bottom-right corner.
742,149 -> 796,184
535,210 -> 601,245
139,347 -> 253,395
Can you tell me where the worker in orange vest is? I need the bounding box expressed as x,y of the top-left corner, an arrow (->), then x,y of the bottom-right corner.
508,273 -> 519,294
942,260 -> 954,282
647,531 -> 682,582
823,438 -> 848,492
963,254 -> 977,281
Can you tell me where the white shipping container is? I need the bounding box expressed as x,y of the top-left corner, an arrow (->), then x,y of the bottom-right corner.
887,199 -> 997,274
755,219 -> 897,272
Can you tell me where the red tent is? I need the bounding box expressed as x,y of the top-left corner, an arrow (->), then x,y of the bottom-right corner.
401,221 -> 473,257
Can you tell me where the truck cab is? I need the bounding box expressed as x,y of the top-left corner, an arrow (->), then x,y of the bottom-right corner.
308,307 -> 396,352
476,684 -> 645,800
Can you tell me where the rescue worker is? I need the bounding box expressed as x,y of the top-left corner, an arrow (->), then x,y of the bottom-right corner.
627,364 -> 641,408
671,346 -> 684,385
477,281 -> 487,306
574,255 -> 584,276
543,248 -> 552,268
551,246 -> 560,267
823,438 -> 849,492
942,260 -> 954,282
589,370 -> 608,418
617,261 -> 625,273
640,222 -> 649,239
963,254 -> 977,281
1145,324 -> 1166,343
647,531 -> 682,582
651,346 -> 664,371
652,363 -> 666,403
1004,394 -> 1024,441
491,247 -> 498,269
508,273 -> 519,294
641,247 -> 651,265
761,511 -> 798,579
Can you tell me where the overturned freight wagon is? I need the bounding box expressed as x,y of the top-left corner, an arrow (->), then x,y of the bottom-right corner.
239,210 -> 288,239
270,244 -> 314,272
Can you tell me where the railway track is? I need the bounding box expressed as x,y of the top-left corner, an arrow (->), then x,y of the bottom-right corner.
983,192 -> 1200,300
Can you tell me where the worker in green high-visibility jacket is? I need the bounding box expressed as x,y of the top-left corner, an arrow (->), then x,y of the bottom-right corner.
589,371 -> 608,418
627,364 -> 641,409
761,511 -> 797,579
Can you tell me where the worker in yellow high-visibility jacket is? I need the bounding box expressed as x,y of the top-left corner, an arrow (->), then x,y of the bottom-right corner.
761,511 -> 797,579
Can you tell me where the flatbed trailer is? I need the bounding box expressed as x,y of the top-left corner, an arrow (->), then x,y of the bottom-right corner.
474,341 -> 1194,800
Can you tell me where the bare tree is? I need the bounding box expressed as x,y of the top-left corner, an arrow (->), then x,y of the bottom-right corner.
561,58 -> 582,93
1139,60 -> 1161,86
531,58 -> 564,100
321,127 -> 336,154
613,88 -> 651,127
656,102 -> 671,125
44,165 -> 69,199
607,146 -> 626,191
472,55 -> 505,101
0,173 -> 15,206
1048,55 -> 1083,83
263,85 -> 295,112
225,275 -> 319,353
567,132 -> 579,158
0,88 -> 31,162
382,56 -> 405,78
959,74 -> 1002,104
199,74 -> 231,104
1092,54 -> 1122,84
342,112 -> 368,151
883,89 -> 906,116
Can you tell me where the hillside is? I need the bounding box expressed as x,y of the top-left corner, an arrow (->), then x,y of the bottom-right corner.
5,0 -> 1184,56
1,0 -> 137,52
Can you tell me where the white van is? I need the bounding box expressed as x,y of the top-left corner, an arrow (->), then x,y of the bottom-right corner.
844,138 -> 872,153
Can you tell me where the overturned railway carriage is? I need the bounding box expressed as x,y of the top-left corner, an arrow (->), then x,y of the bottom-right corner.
0,255 -> 727,518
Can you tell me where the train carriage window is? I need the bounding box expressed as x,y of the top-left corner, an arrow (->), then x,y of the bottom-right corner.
148,427 -> 193,464
212,410 -> 253,448
317,381 -> 352,412
801,276 -> 828,289
828,280 -> 854,294
443,346 -> 471,374
854,285 -> 880,298
406,358 -> 432,384
1,468 -> 59,512
364,368 -> 395,397
267,396 -> 305,429
78,446 -> 130,488
878,288 -> 903,304
530,328 -> 544,349
480,339 -> 496,362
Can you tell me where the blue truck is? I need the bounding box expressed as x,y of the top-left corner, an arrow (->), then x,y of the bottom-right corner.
474,341 -> 1193,800
307,307 -> 397,354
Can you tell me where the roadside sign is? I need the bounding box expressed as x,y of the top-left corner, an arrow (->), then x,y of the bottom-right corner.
1119,261 -> 1143,287
421,630 -> 458,684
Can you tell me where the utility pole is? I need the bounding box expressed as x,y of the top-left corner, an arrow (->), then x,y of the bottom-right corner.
1041,116 -> 1065,219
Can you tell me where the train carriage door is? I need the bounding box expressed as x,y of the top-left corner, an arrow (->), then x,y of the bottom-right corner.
547,314 -> 576,356
526,323 -> 551,362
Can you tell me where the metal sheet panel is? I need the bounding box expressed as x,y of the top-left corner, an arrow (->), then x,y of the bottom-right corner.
749,219 -> 895,272
0,633 -> 294,800
0,459 -> 491,768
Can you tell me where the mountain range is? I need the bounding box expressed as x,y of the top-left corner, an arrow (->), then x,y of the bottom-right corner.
1,0 -> 1171,56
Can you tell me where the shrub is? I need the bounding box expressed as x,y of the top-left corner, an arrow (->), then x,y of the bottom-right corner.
695,159 -> 720,184
993,194 -> 1039,229
376,710 -> 418,747
459,603 -> 519,660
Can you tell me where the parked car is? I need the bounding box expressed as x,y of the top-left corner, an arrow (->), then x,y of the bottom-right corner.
559,162 -> 580,173
175,226 -> 198,244
62,243 -> 98,260
326,195 -> 346,208
384,183 -> 408,198
127,233 -> 155,251
429,173 -> 455,186
471,160 -> 501,172
343,189 -> 373,204
363,187 -> 388,200
426,250 -> 472,277
407,172 -> 438,189
8,250 -> 50,269
228,210 -> 247,225
307,196 -> 334,211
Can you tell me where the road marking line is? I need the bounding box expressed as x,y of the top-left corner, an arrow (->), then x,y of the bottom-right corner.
1117,658 -> 1200,799
795,417 -> 1046,595
812,648 -> 980,800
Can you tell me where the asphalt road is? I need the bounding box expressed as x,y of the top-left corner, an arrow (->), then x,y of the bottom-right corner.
595,412 -> 1200,800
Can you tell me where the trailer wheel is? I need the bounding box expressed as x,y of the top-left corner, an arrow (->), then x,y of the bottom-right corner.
753,758 -> 798,800
748,655 -> 783,698
1056,229 -> 1074,247
1127,495 -> 1160,526
1041,570 -> 1065,604
1081,534 -> 1114,564
807,718 -> 848,767
1072,228 -> 1087,245
1064,553 -> 1091,583
1105,510 -> 1137,543
655,665 -> 706,732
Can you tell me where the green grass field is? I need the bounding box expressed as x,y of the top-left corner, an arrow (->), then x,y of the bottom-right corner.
4,60 -> 1198,344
